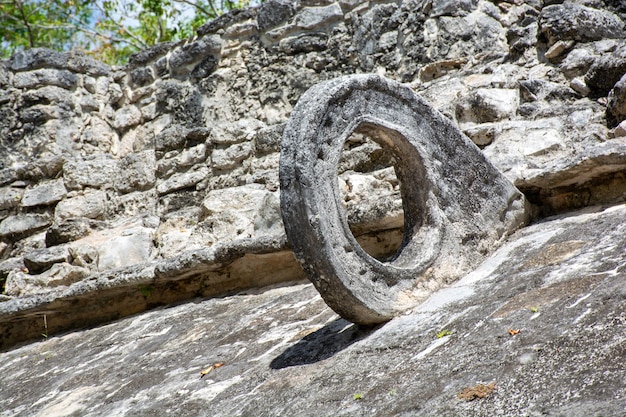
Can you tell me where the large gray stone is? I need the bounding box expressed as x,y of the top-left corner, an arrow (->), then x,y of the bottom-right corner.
279,74 -> 529,324
0,213 -> 52,237
23,245 -> 71,274
257,0 -> 296,31
12,69 -> 78,90
63,156 -> 117,190
0,187 -> 23,210
539,3 -> 625,46
114,150 -> 156,194
0,204 -> 623,416
54,190 -> 107,220
20,179 -> 67,207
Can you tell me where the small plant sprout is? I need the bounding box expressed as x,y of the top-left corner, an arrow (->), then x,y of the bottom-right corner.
436,329 -> 451,339
353,393 -> 364,400
529,306 -> 540,313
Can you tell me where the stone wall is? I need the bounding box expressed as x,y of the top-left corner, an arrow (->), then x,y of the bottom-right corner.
1,0 -> 626,347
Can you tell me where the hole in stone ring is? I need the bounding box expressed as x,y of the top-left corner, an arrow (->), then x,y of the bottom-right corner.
336,123 -> 419,262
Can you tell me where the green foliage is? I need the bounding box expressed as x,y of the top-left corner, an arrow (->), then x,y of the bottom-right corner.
353,393 -> 363,400
0,0 -> 93,58
138,284 -> 155,298
0,0 -> 260,64
436,329 -> 451,339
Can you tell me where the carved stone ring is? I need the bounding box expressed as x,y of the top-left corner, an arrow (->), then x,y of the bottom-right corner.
279,75 -> 528,324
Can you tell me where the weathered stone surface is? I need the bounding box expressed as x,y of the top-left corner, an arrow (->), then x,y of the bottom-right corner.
280,74 -> 529,324
539,3 -> 625,46
0,204 -> 623,416
54,190 -> 107,220
20,178 -> 67,207
12,69 -> 78,89
114,150 -> 157,193
4,262 -> 91,296
456,88 -> 519,123
584,42 -> 626,97
211,142 -> 252,170
0,213 -> 52,237
0,187 -> 23,209
45,218 -> 94,246
201,185 -> 283,245
0,5 -> 625,412
154,125 -> 210,152
169,35 -> 222,76
23,245 -> 71,274
257,0 -> 296,31
608,72 -> 626,125
156,164 -> 209,195
62,156 -> 117,190
96,226 -> 155,271
113,105 -> 142,130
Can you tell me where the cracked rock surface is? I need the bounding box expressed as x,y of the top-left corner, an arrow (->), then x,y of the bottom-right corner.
1,204 -> 624,416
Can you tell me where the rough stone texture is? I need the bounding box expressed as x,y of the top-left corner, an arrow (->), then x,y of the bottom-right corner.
0,205 -> 623,416
608,72 -> 626,125
280,74 -> 529,324
538,3 -> 625,46
0,3 -> 624,408
20,178 -> 67,207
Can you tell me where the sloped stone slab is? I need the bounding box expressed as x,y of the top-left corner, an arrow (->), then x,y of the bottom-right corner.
0,204 -> 623,416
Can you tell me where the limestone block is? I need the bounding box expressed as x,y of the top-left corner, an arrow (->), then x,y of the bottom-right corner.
431,0 -> 475,18
114,150 -> 156,194
293,4 -> 343,30
79,95 -> 100,112
0,213 -> 52,238
456,88 -> 519,123
559,47 -> 597,79
169,35 -> 222,76
257,0 -> 296,31
254,124 -> 285,154
539,3 -> 625,46
584,44 -> 626,96
130,67 -> 154,87
211,143 -> 252,170
110,190 -> 158,218
279,74 -> 529,324
22,85 -> 75,106
81,116 -> 118,153
97,227 -> 155,271
570,77 -> 590,97
339,169 -> 403,235
12,69 -> 78,90
54,190 -> 107,220
21,179 -> 67,207
201,185 -> 283,244
23,245 -> 71,274
63,156 -> 117,190
210,118 -> 266,145
279,33 -> 329,54
156,164 -> 209,195
154,125 -> 210,152
0,187 -> 23,210
4,263 -> 90,296
45,218 -> 93,246
113,105 -> 142,130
